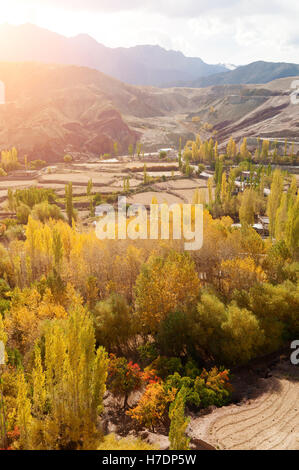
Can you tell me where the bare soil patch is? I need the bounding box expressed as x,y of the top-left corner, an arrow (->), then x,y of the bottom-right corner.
188,360 -> 299,450
127,191 -> 184,205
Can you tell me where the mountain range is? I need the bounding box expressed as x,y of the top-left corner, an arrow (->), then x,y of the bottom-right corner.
0,23 -> 227,87
185,61 -> 299,88
1,24 -> 299,89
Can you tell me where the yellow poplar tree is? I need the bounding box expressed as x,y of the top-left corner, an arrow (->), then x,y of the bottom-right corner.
267,170 -> 283,237
208,177 -> 214,205
135,251 -> 200,332
17,303 -> 109,450
38,306 -> 108,449
16,370 -> 32,450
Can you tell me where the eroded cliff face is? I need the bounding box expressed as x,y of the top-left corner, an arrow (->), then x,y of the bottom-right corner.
0,63 -> 139,162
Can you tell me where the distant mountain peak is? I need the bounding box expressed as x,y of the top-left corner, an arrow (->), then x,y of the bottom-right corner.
0,23 -> 227,87
219,63 -> 237,71
72,33 -> 98,44
188,60 -> 299,88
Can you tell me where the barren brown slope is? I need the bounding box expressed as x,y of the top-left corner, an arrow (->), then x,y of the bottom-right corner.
0,62 -> 298,163
215,83 -> 299,143
0,62 -> 141,162
182,78 -> 299,147
0,62 -> 213,161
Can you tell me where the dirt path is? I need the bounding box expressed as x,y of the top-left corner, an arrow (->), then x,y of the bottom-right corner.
188,364 -> 299,450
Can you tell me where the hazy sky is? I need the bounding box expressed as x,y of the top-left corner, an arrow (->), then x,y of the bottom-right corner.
2,0 -> 299,65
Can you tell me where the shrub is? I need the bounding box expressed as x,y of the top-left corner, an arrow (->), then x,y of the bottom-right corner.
137,343 -> 158,366
150,356 -> 183,380
14,187 -> 56,208
4,225 -> 25,242
192,293 -> 264,365
28,160 -> 47,170
165,368 -> 232,411
127,382 -> 177,431
31,202 -> 64,222
93,193 -> 102,205
98,434 -> 155,450
16,203 -> 31,224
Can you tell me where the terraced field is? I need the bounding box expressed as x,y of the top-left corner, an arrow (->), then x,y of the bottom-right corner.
189,365 -> 299,450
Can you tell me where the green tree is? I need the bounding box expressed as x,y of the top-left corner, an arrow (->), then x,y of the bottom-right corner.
65,182 -> 74,226
107,355 -> 144,409
261,140 -> 270,160
275,193 -> 288,241
52,229 -> 63,269
87,179 -> 93,197
220,172 -> 228,204
208,177 -> 214,205
192,293 -> 264,365
239,189 -> 256,226
136,142 -> 142,157
267,170 -> 283,237
128,144 -> 134,157
169,388 -> 190,451
113,142 -> 119,156
93,294 -> 134,356
240,137 -> 249,160
285,194 -> 299,255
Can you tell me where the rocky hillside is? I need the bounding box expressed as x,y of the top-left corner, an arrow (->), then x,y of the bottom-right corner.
187,78 -> 299,145
0,62 -> 140,162
0,62 -> 298,162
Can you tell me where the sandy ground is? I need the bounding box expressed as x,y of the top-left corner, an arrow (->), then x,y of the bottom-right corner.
39,173 -> 116,185
174,188 -> 210,203
0,179 -> 37,188
188,363 -> 299,450
147,171 -> 181,178
127,191 -> 184,205
159,178 -> 209,190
